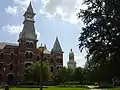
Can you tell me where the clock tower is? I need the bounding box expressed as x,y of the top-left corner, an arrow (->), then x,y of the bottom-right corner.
18,2 -> 38,51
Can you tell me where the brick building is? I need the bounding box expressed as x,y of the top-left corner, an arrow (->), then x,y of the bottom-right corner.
0,2 -> 63,84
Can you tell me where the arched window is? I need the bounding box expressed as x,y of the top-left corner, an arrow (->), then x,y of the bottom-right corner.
26,52 -> 29,58
51,66 -> 53,72
50,58 -> 53,63
26,42 -> 29,48
36,56 -> 39,61
0,62 -> 3,70
56,66 -> 59,69
60,58 -> 63,63
29,43 -> 33,48
29,52 -> 32,58
10,63 -> 13,70
56,57 -> 59,63
10,53 -> 14,59
0,53 -> 4,59
25,63 -> 32,68
43,56 -> 47,61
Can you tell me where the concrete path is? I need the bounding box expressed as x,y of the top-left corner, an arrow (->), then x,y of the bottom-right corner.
87,86 -> 107,90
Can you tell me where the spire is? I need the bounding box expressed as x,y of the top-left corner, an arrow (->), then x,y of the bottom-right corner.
25,1 -> 35,15
51,36 -> 63,53
18,2 -> 37,41
44,44 -> 47,50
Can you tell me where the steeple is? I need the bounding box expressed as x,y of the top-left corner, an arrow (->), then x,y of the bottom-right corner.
18,2 -> 37,41
24,2 -> 35,16
51,36 -> 63,53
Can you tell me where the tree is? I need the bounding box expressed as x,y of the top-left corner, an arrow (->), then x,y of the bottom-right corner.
56,67 -> 73,86
24,61 -> 51,87
72,67 -> 84,85
78,0 -> 120,82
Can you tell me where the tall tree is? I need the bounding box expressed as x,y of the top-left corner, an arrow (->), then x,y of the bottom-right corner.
56,67 -> 73,86
24,61 -> 51,87
72,67 -> 84,85
78,0 -> 120,81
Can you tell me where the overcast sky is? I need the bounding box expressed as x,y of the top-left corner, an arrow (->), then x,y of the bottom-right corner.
0,0 -> 87,67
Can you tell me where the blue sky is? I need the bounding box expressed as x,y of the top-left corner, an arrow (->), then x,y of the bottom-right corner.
0,0 -> 87,67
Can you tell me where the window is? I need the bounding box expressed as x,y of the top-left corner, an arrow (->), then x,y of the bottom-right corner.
50,58 -> 53,63
10,53 -> 14,59
56,57 -> 59,63
26,42 -> 29,48
51,66 -> 53,72
10,63 -> 13,70
0,53 -> 4,59
56,66 -> 59,69
43,56 -> 47,61
29,43 -> 33,48
60,58 -> 63,63
30,52 -> 32,58
26,52 -> 29,58
26,42 -> 33,48
25,63 -> 32,68
25,51 -> 33,59
36,56 -> 39,61
0,62 -> 3,70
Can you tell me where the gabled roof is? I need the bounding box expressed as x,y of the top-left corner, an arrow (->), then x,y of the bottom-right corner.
51,37 -> 63,53
0,42 -> 18,49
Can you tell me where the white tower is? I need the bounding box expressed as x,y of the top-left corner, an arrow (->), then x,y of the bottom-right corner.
67,49 -> 76,69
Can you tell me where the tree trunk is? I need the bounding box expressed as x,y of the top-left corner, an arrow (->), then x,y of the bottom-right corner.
37,81 -> 39,88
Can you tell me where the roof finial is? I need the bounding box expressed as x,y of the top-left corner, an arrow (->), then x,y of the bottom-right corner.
51,36 -> 63,52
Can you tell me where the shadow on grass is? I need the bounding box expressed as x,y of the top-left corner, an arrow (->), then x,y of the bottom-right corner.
56,85 -> 89,89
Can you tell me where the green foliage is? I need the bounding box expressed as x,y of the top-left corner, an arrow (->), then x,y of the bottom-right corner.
72,67 -> 84,85
56,67 -> 68,86
56,67 -> 86,85
78,0 -> 120,83
24,61 -> 51,85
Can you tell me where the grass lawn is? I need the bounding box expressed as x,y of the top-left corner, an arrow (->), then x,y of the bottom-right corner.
6,86 -> 88,90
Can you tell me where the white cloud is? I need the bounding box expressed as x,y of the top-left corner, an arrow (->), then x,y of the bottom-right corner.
1,24 -> 23,34
5,6 -> 18,16
40,0 -> 87,24
75,55 -> 86,67
5,0 -> 39,16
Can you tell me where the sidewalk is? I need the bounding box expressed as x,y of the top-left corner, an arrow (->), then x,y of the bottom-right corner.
87,86 -> 107,90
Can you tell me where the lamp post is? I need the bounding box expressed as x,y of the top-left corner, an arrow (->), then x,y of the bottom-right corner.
39,44 -> 44,90
3,68 -> 6,88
